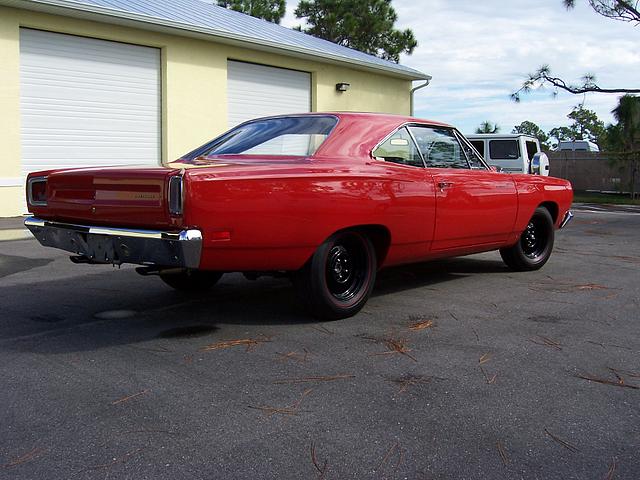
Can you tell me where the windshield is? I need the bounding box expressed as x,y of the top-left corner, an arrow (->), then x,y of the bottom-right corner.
181,115 -> 338,160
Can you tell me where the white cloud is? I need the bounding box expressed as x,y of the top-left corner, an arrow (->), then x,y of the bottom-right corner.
284,0 -> 638,135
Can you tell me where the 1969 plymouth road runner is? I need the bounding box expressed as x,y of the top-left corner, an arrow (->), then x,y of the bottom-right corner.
25,113 -> 573,319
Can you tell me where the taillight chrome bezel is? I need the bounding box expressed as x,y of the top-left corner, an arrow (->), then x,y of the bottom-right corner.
168,174 -> 184,216
27,176 -> 48,207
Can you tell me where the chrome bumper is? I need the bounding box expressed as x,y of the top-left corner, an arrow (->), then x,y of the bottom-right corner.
559,210 -> 574,229
25,216 -> 202,268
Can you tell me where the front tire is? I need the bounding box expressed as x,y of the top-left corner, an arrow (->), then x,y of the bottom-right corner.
293,231 -> 377,320
500,207 -> 555,271
160,269 -> 223,292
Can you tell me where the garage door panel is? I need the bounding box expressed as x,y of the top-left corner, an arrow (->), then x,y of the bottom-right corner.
23,114 -> 158,128
227,61 -> 310,128
21,29 -> 158,69
20,29 -> 161,176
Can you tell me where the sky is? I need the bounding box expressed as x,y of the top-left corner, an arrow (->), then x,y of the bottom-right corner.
280,0 -> 639,135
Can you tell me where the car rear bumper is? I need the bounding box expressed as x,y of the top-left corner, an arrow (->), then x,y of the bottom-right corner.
559,210 -> 574,229
24,216 -> 202,268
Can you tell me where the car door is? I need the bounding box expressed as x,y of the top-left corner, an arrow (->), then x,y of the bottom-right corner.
371,127 -> 436,260
408,125 -> 518,251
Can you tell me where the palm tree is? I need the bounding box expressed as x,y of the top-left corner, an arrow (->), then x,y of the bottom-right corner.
611,95 -> 640,199
612,95 -> 640,149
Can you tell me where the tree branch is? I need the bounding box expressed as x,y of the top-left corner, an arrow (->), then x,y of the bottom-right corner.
511,66 -> 640,102
565,0 -> 640,24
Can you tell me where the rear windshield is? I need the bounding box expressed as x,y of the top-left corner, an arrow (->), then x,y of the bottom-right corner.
182,116 -> 338,160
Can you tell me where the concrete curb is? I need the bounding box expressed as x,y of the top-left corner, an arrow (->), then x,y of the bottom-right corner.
0,229 -> 33,242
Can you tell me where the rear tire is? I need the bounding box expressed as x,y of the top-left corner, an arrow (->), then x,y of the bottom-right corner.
160,269 -> 223,292
293,230 -> 377,320
500,207 -> 555,271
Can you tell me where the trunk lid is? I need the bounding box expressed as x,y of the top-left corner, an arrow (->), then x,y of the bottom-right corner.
33,166 -> 182,229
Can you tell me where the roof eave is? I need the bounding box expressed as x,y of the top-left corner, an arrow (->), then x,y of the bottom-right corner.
3,0 -> 431,81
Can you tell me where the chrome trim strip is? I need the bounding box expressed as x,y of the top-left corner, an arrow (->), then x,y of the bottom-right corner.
27,176 -> 48,207
559,210 -> 574,229
24,217 -> 46,228
454,129 -> 491,171
371,123 -> 491,171
405,127 -> 427,168
89,226 -> 164,239
168,174 -> 184,216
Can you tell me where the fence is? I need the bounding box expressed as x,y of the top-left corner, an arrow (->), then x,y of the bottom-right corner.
547,151 -> 639,196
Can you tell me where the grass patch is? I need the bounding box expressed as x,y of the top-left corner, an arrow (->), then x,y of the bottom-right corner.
573,192 -> 639,205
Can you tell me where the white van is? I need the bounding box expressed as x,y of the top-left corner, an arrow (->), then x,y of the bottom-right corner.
465,134 -> 550,176
557,140 -> 599,152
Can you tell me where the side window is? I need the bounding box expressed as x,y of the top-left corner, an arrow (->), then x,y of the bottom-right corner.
457,134 -> 487,170
525,140 -> 538,160
373,128 -> 423,167
470,140 -> 485,158
408,126 -> 469,169
489,140 -> 520,160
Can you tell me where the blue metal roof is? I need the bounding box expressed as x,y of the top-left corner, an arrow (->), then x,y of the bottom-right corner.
10,0 -> 429,80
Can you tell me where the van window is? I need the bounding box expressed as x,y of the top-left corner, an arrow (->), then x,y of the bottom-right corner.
525,141 -> 538,160
470,140 -> 485,157
489,140 -> 520,160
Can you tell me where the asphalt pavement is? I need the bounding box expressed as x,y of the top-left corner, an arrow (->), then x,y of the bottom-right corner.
0,209 -> 639,479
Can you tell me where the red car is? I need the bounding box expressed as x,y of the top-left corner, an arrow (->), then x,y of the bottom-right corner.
25,113 -> 573,319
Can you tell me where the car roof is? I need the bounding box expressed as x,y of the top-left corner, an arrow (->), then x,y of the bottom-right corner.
466,133 -> 537,140
246,111 -> 451,129
230,112 -> 455,159
323,111 -> 451,128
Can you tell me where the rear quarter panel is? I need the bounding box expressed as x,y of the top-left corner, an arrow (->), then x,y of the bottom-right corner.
183,160 -> 436,271
509,174 -> 573,244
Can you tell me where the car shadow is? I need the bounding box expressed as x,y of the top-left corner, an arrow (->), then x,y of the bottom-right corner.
373,256 -> 508,297
1,255 -> 507,354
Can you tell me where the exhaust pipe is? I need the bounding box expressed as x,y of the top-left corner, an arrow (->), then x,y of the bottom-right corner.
135,266 -> 185,276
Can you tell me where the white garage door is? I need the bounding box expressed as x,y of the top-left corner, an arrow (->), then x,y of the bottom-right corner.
19,29 -> 161,176
227,60 -> 311,128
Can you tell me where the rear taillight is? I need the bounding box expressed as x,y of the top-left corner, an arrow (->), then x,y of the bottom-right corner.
28,176 -> 48,206
168,175 -> 183,216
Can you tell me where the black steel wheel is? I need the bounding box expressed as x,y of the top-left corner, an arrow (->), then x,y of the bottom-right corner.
159,269 -> 223,292
293,230 -> 377,320
500,207 -> 555,271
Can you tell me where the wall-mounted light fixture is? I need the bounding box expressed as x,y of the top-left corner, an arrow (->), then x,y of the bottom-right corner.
335,82 -> 350,92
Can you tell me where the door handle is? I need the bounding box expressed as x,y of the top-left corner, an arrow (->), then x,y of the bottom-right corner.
438,181 -> 453,190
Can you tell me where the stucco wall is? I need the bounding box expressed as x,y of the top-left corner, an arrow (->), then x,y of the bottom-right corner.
0,6 -> 412,217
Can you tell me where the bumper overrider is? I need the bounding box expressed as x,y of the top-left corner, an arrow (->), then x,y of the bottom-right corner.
24,217 -> 202,269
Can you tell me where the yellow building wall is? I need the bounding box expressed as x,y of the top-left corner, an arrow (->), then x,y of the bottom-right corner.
0,6 -> 412,217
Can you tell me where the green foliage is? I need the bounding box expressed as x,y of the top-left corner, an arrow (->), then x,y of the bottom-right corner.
567,105 -> 606,145
611,94 -> 640,151
475,121 -> 500,134
512,121 -> 550,148
603,95 -> 640,199
602,95 -> 640,152
547,105 -> 605,147
294,0 -> 417,63
548,126 -> 575,146
217,0 -> 285,23
602,123 -> 624,152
